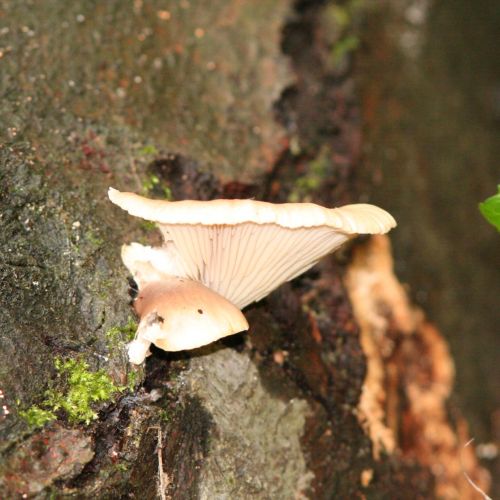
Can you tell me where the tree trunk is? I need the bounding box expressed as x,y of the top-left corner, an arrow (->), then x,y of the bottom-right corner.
0,0 -> 494,498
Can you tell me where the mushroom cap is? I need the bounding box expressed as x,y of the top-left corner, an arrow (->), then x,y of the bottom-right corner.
109,188 -> 396,309
109,187 -> 395,233
133,277 -> 249,355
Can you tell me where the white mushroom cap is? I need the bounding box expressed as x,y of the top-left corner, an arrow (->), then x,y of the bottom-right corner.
109,187 -> 394,232
109,188 -> 396,309
128,277 -> 249,363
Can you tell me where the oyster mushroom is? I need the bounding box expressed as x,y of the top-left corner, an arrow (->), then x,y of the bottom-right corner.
109,188 -> 396,363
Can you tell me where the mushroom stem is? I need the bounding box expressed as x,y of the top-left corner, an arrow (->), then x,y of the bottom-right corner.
127,336 -> 152,365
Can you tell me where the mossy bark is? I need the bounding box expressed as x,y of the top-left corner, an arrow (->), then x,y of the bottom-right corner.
0,0 -> 493,498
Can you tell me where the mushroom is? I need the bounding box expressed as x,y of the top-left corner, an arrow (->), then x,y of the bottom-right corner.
109,188 -> 396,363
128,277 -> 248,364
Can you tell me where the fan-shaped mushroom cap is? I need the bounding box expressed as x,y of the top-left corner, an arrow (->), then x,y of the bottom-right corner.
128,277 -> 249,363
109,188 -> 396,309
109,188 -> 393,232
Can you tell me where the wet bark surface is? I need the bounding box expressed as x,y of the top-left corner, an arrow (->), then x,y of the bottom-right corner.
0,0 -> 494,498
357,0 -> 500,494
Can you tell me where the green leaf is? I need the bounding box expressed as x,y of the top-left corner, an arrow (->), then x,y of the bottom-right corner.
479,185 -> 500,232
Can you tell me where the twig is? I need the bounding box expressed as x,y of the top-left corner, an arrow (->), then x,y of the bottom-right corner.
462,438 -> 492,500
148,425 -> 168,500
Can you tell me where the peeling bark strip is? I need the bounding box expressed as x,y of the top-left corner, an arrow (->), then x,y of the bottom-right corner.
345,236 -> 491,499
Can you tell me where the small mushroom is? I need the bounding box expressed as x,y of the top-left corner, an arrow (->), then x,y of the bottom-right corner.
128,277 -> 248,363
109,188 -> 396,363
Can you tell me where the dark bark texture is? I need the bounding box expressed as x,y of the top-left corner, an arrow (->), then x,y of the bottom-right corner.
0,0 -> 495,498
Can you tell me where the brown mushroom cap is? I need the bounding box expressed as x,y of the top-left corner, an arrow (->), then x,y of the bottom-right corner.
109,188 -> 396,309
128,277 -> 249,363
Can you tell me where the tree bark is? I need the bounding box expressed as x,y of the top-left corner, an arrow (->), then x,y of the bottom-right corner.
0,0 -> 492,498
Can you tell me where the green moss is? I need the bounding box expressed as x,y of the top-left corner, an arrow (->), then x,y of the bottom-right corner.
328,4 -> 352,29
85,230 -> 104,247
159,409 -> 170,423
323,0 -> 365,68
140,220 -> 158,233
142,173 -> 161,193
142,173 -> 174,201
115,462 -> 129,472
50,358 -> 124,424
162,184 -> 174,201
331,35 -> 360,65
138,144 -> 159,157
127,369 -> 139,391
97,279 -> 114,300
289,148 -> 331,202
106,317 -> 138,344
327,0 -> 365,30
18,405 -> 56,429
19,358 -> 125,428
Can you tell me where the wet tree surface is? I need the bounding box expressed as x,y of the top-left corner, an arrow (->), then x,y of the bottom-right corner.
357,0 -> 500,495
0,0 -> 495,498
